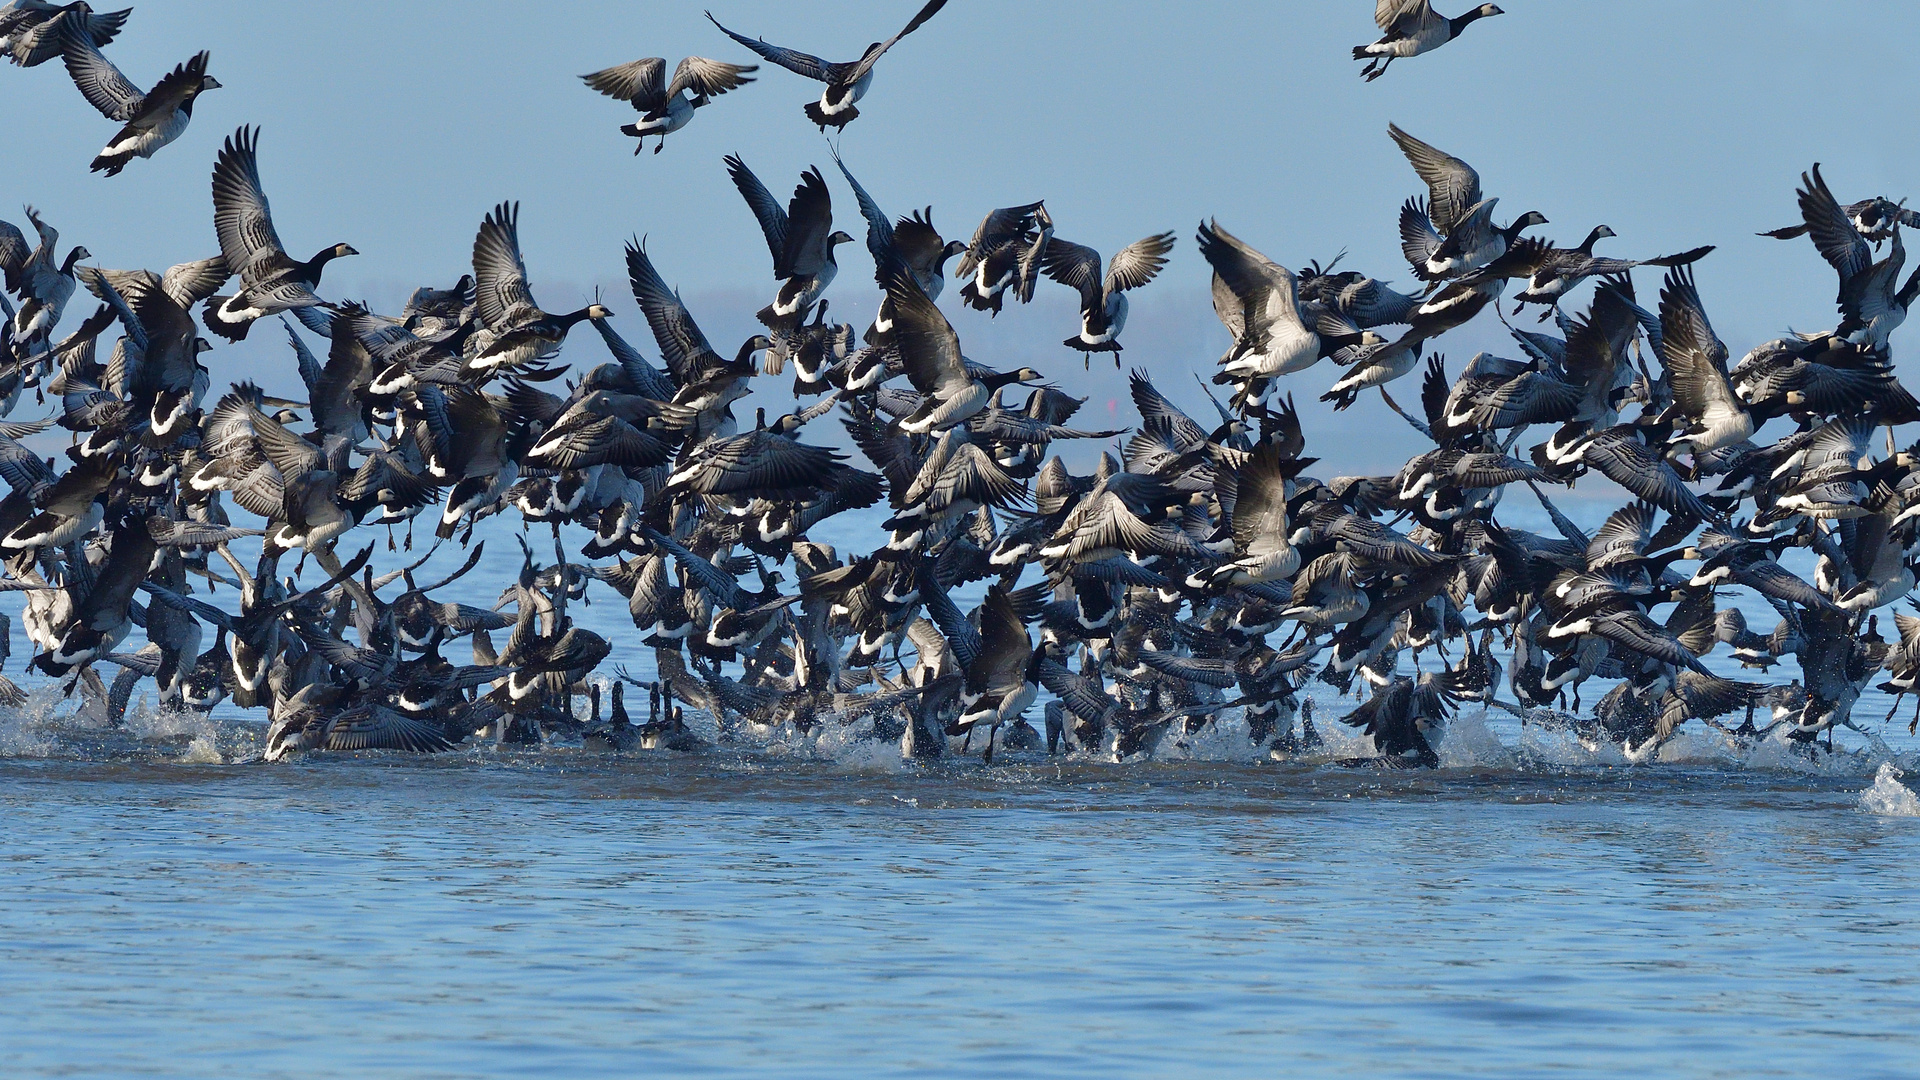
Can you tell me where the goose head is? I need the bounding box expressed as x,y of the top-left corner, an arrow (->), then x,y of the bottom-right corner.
828,230 -> 855,248
197,75 -> 223,93
1508,211 -> 1549,235
735,334 -> 774,365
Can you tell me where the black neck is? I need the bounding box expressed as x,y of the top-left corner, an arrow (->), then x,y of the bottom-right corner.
1450,8 -> 1490,34
302,247 -> 344,283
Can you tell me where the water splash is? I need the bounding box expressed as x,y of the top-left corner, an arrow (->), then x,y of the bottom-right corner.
1860,763 -> 1920,817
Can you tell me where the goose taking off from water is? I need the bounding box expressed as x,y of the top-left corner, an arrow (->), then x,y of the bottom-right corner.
707,0 -> 948,130
1355,1 -> 1503,82
580,54 -> 756,154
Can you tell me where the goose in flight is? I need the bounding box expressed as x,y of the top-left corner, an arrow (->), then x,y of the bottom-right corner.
706,0 -> 948,130
202,127 -> 357,342
1355,1 -> 1503,82
2,1 -> 128,68
1040,230 -> 1176,362
58,27 -> 218,175
580,54 -> 755,154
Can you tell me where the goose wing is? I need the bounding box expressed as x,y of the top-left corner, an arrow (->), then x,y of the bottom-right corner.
246,406 -> 323,479
0,219 -> 28,294
705,12 -> 833,83
211,127 -> 288,279
1585,502 -> 1654,569
1585,605 -> 1709,673
1231,444 -> 1291,557
724,154 -> 790,272
1798,164 -> 1871,282
670,55 -> 757,99
919,565 -> 982,668
834,151 -> 900,283
324,705 -> 453,754
1580,428 -> 1713,520
59,23 -> 142,120
1398,198 -> 1444,277
1197,220 -> 1302,334
886,272 -> 967,396
625,239 -> 718,383
968,584 -> 1031,694
161,256 -> 230,309
776,167 -> 834,279
1658,266 -> 1741,429
1039,238 -> 1106,306
587,319 -> 673,399
1376,0 -> 1436,33
1105,232 -> 1176,294
845,0 -> 950,85
1388,123 -> 1482,236
472,201 -> 539,330
581,56 -> 668,111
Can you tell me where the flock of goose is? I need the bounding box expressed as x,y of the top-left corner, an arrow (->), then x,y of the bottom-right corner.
2,1 -> 1918,768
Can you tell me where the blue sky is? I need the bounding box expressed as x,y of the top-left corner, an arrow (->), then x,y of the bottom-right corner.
6,1 -> 1917,472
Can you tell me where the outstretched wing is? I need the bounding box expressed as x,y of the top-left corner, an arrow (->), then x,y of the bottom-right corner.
1106,232 -> 1176,294
1388,123 -> 1483,236
706,11 -> 833,82
845,0 -> 950,84
581,57 -> 668,111
211,126 -> 287,277
670,55 -> 757,99
59,22 -> 143,121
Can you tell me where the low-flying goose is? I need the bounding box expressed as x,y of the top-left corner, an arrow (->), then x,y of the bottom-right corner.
59,29 -> 218,176
707,0 -> 948,130
466,201 -> 611,371
1354,1 -> 1503,82
923,579 -> 1040,763
1657,265 -> 1753,463
580,54 -> 756,154
1040,230 -> 1176,360
727,156 -> 853,350
1338,674 -> 1454,766
203,127 -> 357,342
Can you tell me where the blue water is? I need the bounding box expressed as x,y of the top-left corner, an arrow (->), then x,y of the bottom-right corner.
6,502 -> 1920,1077
3,756 -> 1919,1078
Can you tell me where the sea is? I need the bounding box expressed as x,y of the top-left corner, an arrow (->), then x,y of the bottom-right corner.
4,499 -> 1919,1078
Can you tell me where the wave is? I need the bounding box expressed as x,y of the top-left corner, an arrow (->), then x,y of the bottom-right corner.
1860,764 -> 1920,816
